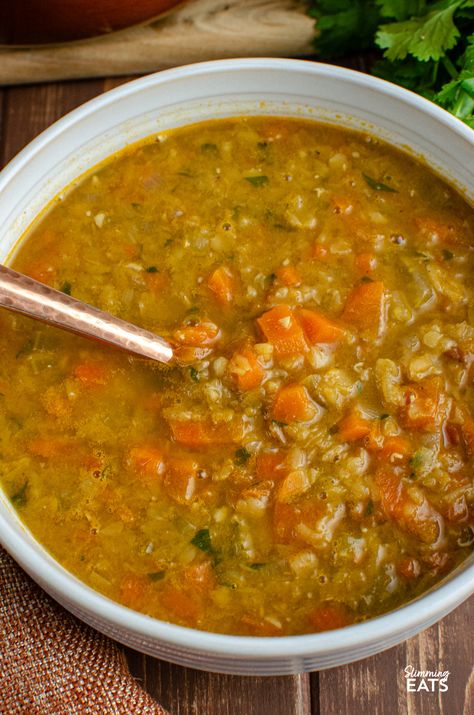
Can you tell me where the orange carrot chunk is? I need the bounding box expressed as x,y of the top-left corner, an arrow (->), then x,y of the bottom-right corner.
164,456 -> 199,504
207,265 -> 234,304
74,362 -> 107,386
127,446 -> 164,480
341,281 -> 386,334
355,252 -> 377,274
297,307 -> 345,344
309,603 -> 353,632
229,347 -> 265,391
257,305 -> 308,358
173,320 -> 221,347
272,384 -> 316,423
400,378 -> 450,432
256,451 -> 288,480
337,412 -> 372,442
276,265 -> 301,286
169,418 -> 241,447
379,435 -> 412,460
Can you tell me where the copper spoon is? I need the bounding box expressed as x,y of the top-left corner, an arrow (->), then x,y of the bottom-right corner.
0,264 -> 174,364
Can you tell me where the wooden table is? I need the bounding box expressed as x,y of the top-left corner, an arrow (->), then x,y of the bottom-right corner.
0,76 -> 472,715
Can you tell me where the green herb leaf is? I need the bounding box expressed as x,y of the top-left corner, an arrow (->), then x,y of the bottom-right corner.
201,142 -> 219,155
310,0 -> 382,57
380,413 -> 390,420
11,481 -> 28,508
363,173 -> 398,192
60,281 -> 72,295
145,266 -> 158,273
148,571 -> 166,581
376,2 -> 464,63
365,499 -> 374,515
245,175 -> 269,187
443,249 -> 454,260
191,528 -> 213,553
235,447 -> 251,466
189,366 -> 199,382
249,562 -> 267,570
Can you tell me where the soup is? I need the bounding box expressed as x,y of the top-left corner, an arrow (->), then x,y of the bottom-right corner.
1,117 -> 473,636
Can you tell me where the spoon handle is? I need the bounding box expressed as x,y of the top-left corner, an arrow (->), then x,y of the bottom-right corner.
0,264 -> 174,364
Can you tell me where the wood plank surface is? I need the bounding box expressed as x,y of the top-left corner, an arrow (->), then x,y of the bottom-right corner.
0,76 -> 473,715
0,0 -> 314,85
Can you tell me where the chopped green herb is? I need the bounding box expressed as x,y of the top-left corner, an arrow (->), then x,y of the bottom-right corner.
11,481 -> 28,508
145,266 -> 158,273
201,142 -> 219,155
380,413 -> 390,420
164,238 -> 173,247
267,272 -> 277,283
360,275 -> 374,283
257,141 -> 268,149
186,306 -> 200,314
356,380 -> 364,394
235,447 -> 251,466
443,249 -> 454,260
191,528 -> 213,553
245,175 -> 269,187
60,281 -> 72,295
362,173 -> 398,193
272,420 -> 287,428
409,451 -> 424,470
131,202 -> 142,209
249,562 -> 267,570
365,499 -> 374,516
189,367 -> 199,382
148,571 -> 166,582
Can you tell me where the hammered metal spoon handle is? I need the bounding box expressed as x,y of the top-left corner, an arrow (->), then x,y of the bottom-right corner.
0,264 -> 174,364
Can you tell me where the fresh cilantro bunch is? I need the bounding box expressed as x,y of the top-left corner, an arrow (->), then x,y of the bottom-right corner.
309,0 -> 474,127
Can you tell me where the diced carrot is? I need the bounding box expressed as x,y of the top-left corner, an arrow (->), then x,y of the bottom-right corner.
337,412 -> 371,442
276,469 -> 311,503
240,615 -> 283,636
122,243 -> 140,258
341,281 -> 386,334
24,258 -> 57,285
297,307 -> 345,344
276,265 -> 301,287
309,602 -> 353,632
164,456 -> 199,504
400,377 -> 450,432
415,216 -> 459,245
28,438 -> 70,459
256,305 -> 308,358
144,271 -> 169,295
311,244 -> 330,262
256,451 -> 288,480
160,585 -> 200,624
127,446 -> 164,480
169,418 -> 241,448
396,558 -> 421,580
273,499 -> 323,544
173,320 -> 221,347
173,346 -> 214,364
355,252 -> 377,274
379,436 -> 412,461
374,469 -> 442,543
207,265 -> 234,304
462,419 -> 474,456
228,346 -> 265,391
119,574 -> 149,610
184,560 -> 216,593
259,120 -> 290,140
272,384 -> 316,423
74,362 -> 107,386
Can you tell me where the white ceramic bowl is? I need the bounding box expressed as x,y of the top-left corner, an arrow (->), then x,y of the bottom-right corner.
0,59 -> 473,676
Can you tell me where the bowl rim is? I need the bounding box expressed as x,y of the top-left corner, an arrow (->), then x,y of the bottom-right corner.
0,57 -> 473,660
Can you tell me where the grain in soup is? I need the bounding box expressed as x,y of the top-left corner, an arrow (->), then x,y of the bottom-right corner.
1,117 -> 473,636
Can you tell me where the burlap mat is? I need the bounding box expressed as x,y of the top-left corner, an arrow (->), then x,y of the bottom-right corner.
0,546 -> 169,715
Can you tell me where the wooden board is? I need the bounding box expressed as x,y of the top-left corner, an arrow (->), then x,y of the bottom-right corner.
0,0 -> 315,85
1,76 -> 473,715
